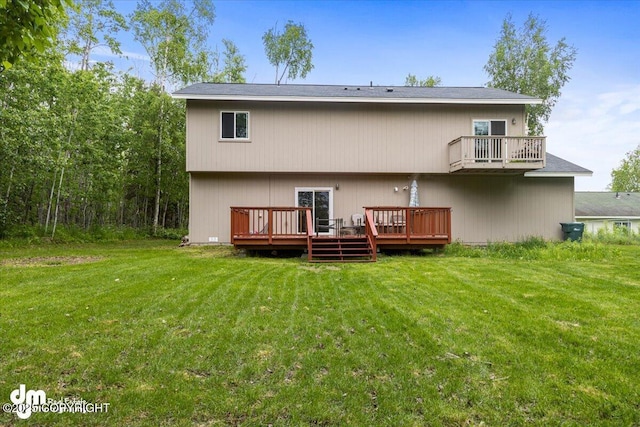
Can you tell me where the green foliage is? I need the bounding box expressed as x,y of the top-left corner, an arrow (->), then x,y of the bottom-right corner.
404,73 -> 442,87
0,198 -> 8,238
0,0 -> 71,71
0,49 -> 188,237
1,241 -> 639,425
0,225 -> 155,245
445,236 -> 618,261
63,0 -> 129,70
484,13 -> 577,135
263,20 -> 314,84
130,0 -> 212,235
610,145 -> 640,192
211,38 -> 247,83
131,0 -> 215,87
584,222 -> 640,245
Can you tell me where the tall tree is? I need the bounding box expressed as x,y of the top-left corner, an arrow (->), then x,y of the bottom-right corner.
131,0 -> 214,234
484,13 -> 577,135
64,0 -> 128,70
405,74 -> 441,87
0,0 -> 71,71
212,39 -> 247,83
610,145 -> 640,192
0,49 -> 68,234
131,0 -> 215,89
263,20 -> 313,84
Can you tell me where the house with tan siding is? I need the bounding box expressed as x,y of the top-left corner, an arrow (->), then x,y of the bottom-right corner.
172,83 -> 591,261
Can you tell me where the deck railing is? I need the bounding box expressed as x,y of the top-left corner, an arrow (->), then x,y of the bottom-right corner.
230,207 -> 313,244
364,209 -> 378,261
449,136 -> 545,171
231,207 -> 451,254
365,207 -> 452,243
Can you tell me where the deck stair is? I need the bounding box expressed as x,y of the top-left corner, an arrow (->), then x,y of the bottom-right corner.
309,236 -> 373,262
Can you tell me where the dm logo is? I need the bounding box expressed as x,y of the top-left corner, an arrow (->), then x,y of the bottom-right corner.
10,384 -> 46,419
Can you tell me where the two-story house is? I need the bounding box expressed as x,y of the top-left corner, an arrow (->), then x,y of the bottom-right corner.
173,83 -> 591,261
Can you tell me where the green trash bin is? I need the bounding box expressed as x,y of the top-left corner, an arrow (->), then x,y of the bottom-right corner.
560,222 -> 585,241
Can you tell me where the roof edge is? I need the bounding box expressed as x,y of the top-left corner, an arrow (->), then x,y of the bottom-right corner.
575,216 -> 640,219
525,171 -> 593,178
172,93 -> 542,105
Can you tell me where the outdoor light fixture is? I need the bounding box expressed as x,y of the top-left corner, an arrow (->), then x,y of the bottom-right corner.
394,187 -> 399,192
511,118 -> 517,125
336,183 -> 340,190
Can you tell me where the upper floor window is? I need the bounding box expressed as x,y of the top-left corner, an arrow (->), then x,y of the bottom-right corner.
473,120 -> 506,136
473,120 -> 507,161
221,111 -> 249,140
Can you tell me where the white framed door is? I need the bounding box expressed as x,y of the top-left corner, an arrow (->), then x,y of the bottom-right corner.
473,119 -> 507,161
295,187 -> 333,235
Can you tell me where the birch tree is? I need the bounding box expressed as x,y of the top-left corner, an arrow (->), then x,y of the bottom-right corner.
64,0 -> 128,70
263,20 -> 313,84
212,39 -> 247,83
131,0 -> 214,234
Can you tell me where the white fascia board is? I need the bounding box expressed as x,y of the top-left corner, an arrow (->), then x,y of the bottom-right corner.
576,216 -> 640,220
524,171 -> 593,178
172,93 -> 543,105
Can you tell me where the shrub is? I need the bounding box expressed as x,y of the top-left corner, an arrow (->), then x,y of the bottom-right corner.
0,225 -> 182,244
445,236 -> 618,261
584,223 -> 640,245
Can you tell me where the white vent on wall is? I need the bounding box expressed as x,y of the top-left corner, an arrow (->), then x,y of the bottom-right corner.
208,237 -> 219,243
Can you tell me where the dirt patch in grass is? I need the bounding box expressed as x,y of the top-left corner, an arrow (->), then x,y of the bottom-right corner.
299,265 -> 342,273
0,256 -> 104,267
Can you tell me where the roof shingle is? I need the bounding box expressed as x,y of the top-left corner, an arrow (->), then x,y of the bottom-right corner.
575,192 -> 640,217
173,82 -> 541,104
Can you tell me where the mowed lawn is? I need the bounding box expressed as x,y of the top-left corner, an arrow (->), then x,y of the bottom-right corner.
1,241 -> 639,426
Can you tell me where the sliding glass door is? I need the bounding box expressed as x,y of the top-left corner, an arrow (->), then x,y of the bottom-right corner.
295,188 -> 333,235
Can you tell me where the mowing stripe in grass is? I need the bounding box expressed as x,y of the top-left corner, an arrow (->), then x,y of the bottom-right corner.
1,243 -> 639,425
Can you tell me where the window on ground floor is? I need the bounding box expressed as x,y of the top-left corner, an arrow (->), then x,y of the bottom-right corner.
614,220 -> 631,230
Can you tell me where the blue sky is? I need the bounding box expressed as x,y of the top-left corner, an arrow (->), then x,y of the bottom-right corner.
108,0 -> 640,191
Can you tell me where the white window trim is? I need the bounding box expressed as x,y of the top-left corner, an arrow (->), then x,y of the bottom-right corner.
219,111 -> 250,141
472,119 -> 508,136
295,187 -> 334,236
614,220 -> 632,228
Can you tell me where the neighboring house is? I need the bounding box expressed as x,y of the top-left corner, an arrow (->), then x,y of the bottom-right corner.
575,192 -> 640,234
172,83 -> 591,260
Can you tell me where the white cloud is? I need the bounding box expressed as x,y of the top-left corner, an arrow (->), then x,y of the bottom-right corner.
546,84 -> 640,191
91,45 -> 150,62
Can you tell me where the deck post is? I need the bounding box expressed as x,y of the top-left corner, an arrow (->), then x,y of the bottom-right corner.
267,208 -> 273,244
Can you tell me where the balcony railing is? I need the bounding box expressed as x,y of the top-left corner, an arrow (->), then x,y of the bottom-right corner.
449,136 -> 545,172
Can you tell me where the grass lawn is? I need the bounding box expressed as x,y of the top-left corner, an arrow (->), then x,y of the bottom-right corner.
1,240 -> 639,426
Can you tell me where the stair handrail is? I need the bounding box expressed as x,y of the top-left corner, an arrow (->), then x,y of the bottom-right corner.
305,208 -> 314,260
364,209 -> 378,262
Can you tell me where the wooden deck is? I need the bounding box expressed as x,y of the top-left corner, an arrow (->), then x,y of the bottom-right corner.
230,206 -> 452,262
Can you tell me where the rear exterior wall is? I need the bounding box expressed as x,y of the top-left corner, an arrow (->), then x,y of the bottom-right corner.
189,173 -> 574,245
186,100 -> 527,174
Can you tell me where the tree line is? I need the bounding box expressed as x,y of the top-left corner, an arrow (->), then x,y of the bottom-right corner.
2,0 -> 595,238
0,0 -> 249,238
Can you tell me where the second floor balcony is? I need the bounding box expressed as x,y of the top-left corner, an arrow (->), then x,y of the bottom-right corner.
449,136 -> 546,173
